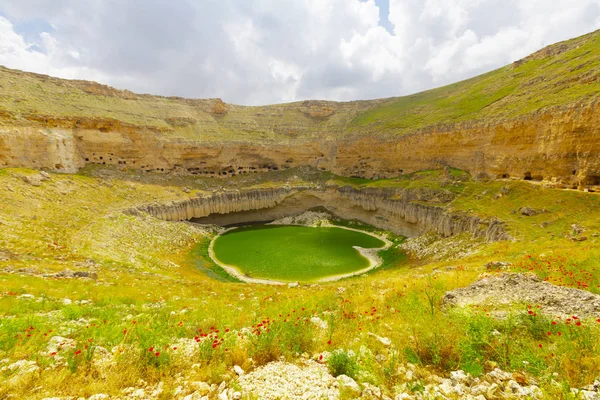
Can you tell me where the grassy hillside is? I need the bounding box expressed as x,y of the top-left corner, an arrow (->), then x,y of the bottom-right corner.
1,167 -> 600,398
349,30 -> 600,134
0,30 -> 599,142
2,29 -> 600,398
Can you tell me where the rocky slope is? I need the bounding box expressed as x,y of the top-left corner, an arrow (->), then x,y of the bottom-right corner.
1,30 -> 600,188
127,186 -> 509,241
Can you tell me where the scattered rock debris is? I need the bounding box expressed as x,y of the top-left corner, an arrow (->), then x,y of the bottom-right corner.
237,360 -> 340,400
519,206 -> 547,216
443,273 -> 600,319
485,261 -> 511,271
2,266 -> 98,280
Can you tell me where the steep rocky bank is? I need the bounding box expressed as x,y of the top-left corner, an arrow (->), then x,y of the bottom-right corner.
2,29 -> 600,188
126,186 -> 510,241
1,99 -> 599,189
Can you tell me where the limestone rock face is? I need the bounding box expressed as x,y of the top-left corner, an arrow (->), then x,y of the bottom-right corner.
2,30 -> 600,190
1,100 -> 599,188
126,186 -> 509,242
0,127 -> 84,173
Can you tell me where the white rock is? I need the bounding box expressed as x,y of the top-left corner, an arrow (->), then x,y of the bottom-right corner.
183,394 -> 208,400
122,387 -> 135,394
486,383 -> 500,399
506,380 -> 520,393
189,381 -> 211,395
88,395 -> 109,400
470,384 -> 488,396
488,368 -> 512,381
46,336 -> 75,355
151,382 -> 164,397
362,383 -> 381,398
368,332 -> 392,347
218,390 -> 229,400
62,298 -> 72,305
579,390 -> 599,400
338,374 -> 361,396
310,317 -> 328,330
238,360 -> 339,399
174,386 -> 184,396
450,370 -> 468,384
233,365 -> 244,376
131,388 -> 145,398
438,379 -> 456,396
287,282 -> 299,288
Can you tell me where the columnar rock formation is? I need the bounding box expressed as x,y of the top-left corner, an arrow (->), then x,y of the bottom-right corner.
126,186 -> 510,242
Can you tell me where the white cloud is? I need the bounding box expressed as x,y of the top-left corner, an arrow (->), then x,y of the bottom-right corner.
0,0 -> 599,105
0,16 -> 47,70
462,27 -> 530,71
0,16 -> 124,85
425,29 -> 478,80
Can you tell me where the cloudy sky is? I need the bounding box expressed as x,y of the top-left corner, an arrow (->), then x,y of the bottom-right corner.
1,0 -> 600,105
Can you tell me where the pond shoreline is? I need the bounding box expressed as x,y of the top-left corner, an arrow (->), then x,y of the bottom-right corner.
207,222 -> 393,285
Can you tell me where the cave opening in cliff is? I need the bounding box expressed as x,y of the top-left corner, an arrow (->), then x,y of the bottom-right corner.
586,175 -> 600,186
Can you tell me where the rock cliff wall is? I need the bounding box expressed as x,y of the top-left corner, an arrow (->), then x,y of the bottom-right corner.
3,29 -> 600,188
126,187 -> 509,242
2,99 -> 599,188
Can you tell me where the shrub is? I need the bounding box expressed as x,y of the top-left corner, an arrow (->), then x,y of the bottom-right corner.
328,349 -> 359,379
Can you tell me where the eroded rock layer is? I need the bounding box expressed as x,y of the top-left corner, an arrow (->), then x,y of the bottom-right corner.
1,100 -> 599,188
2,30 -> 600,187
126,187 -> 510,242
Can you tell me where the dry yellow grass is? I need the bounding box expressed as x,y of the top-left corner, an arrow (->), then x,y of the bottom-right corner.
1,167 -> 599,399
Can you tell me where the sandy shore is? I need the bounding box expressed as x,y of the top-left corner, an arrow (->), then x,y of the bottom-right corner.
207,222 -> 393,285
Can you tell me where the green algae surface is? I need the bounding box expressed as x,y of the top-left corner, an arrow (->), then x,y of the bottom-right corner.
212,225 -> 386,282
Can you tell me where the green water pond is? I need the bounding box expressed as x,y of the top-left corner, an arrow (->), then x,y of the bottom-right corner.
211,225 -> 386,282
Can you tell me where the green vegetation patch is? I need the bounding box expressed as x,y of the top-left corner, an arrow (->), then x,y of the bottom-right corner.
211,225 -> 386,282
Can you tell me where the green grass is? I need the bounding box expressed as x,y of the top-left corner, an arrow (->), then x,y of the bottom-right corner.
348,30 -> 600,134
188,237 -> 241,283
211,225 -> 385,282
2,167 -> 600,398
1,30 -> 599,143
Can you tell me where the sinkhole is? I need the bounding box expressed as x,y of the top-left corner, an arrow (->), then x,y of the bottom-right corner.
207,224 -> 392,284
